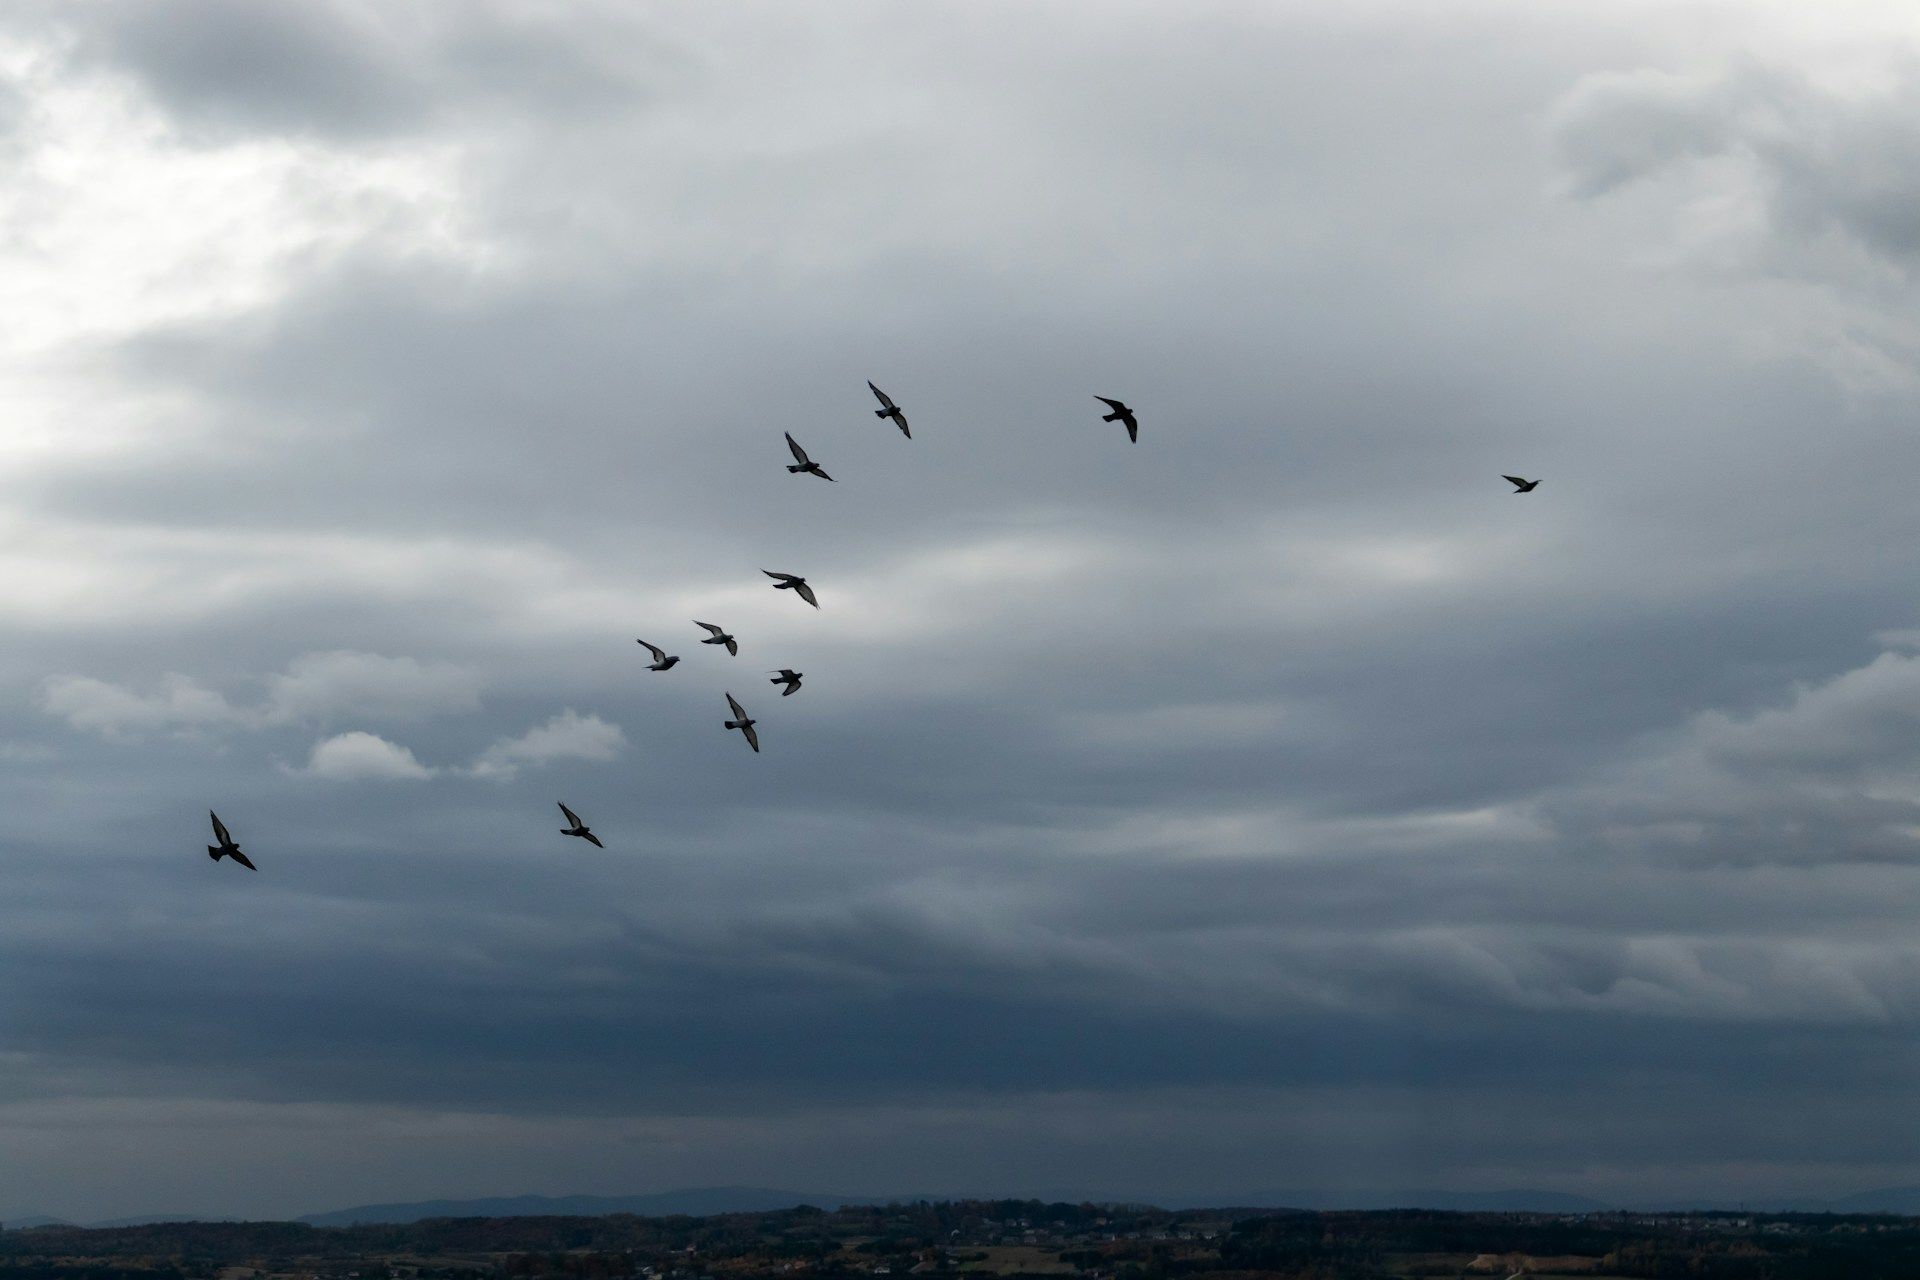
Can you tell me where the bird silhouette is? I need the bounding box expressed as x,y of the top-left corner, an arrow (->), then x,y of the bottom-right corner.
207,811 -> 256,871
763,570 -> 819,608
784,433 -> 834,481
557,802 -> 604,848
1503,474 -> 1540,493
868,381 -> 910,438
636,639 -> 680,671
1095,396 -> 1139,443
724,692 -> 760,752
694,620 -> 739,655
769,668 -> 803,696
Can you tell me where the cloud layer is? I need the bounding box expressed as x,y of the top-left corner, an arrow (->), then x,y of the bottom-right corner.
5,0 -> 1920,1223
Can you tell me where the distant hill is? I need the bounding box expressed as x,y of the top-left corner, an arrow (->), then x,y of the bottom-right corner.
1826,1187 -> 1920,1215
300,1187 -> 884,1226
47,1185 -> 1920,1231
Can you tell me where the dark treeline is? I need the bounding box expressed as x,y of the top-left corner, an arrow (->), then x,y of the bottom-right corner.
10,1202 -> 1920,1280
0,1204 -> 1138,1261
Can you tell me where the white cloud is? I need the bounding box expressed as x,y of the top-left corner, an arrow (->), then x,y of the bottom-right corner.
39,672 -> 244,737
298,730 -> 436,781
39,650 -> 480,737
469,709 -> 625,781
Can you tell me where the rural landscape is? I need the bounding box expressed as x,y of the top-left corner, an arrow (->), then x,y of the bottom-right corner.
7,1200 -> 1920,1280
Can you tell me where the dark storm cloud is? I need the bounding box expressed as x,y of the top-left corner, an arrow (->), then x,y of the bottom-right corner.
8,0 -> 1920,1222
62,0 -> 676,141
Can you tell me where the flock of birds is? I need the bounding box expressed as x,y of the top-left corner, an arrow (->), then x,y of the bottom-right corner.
202,382 -> 1542,868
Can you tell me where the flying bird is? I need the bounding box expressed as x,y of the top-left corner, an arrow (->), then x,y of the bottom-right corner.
763,570 -> 818,609
784,433 -> 834,481
694,620 -> 739,655
1502,474 -> 1540,493
207,811 -> 256,871
1095,396 -> 1139,443
635,639 -> 680,671
868,381 -> 910,438
557,802 -> 604,848
724,692 -> 760,752
769,669 -> 803,696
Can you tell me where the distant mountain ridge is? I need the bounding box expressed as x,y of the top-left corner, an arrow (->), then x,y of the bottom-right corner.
20,1183 -> 1920,1230
281,1183 -> 1920,1223
298,1187 -> 887,1227
297,1186 -> 1624,1226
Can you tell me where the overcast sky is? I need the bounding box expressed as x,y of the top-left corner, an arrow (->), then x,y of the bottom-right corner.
10,0 -> 1920,1222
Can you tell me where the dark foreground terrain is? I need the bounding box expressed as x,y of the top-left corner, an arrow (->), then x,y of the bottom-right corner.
7,1200 -> 1920,1280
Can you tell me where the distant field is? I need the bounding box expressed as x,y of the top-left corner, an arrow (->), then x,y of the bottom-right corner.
951,1246 -> 1076,1275
1461,1253 -> 1607,1273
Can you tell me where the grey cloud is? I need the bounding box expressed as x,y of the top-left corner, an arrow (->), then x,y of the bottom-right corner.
264,650 -> 484,725
1540,644 -> 1920,868
468,709 -> 626,780
87,0 -> 428,139
65,0 -> 679,142
1552,59 -> 1920,269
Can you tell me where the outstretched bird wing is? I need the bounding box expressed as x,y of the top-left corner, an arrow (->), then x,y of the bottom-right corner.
763,570 -> 794,584
868,381 -> 895,411
558,802 -> 582,827
210,811 -> 232,846
1502,475 -> 1531,490
794,581 -> 819,608
582,832 -> 605,849
694,620 -> 724,638
726,692 -> 746,720
785,433 -> 810,465
229,849 -> 257,871
742,722 -> 760,752
1125,419 -> 1138,443
637,639 -> 667,662
723,636 -> 738,656
1095,396 -> 1128,413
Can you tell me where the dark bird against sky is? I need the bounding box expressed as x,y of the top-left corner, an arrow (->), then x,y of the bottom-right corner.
557,802 -> 604,848
635,639 -> 680,670
868,381 -> 910,438
769,668 -> 803,696
724,692 -> 760,752
1095,396 -> 1139,443
694,620 -> 739,656
1503,474 -> 1541,493
784,432 -> 834,481
762,570 -> 818,608
206,811 -> 256,871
